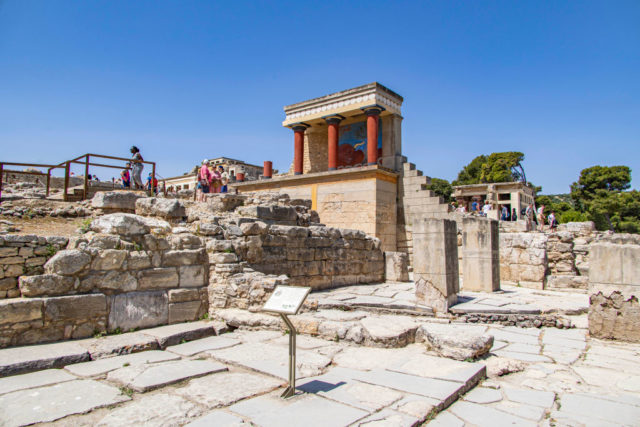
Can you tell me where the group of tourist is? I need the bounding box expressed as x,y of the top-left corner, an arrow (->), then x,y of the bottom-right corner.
451,199 -> 559,232
523,203 -> 558,232
117,146 -> 145,190
197,159 -> 229,201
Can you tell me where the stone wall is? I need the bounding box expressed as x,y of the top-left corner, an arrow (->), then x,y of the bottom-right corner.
589,235 -> 640,342
0,235 -> 68,299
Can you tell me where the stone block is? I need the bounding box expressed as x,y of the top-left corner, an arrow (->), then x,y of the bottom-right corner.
108,291 -> 168,332
127,252 -> 152,270
168,288 -> 201,303
168,301 -> 202,323
81,271 -> 137,293
0,256 -> 25,265
91,213 -> 171,236
138,268 -> 179,290
0,247 -> 18,257
240,221 -> 268,235
384,252 -> 409,282
179,265 -> 206,287
163,249 -> 205,266
44,250 -> 91,276
209,252 -> 238,264
25,257 -> 47,267
18,247 -> 34,257
91,191 -> 144,211
44,294 -> 107,322
0,299 -> 43,325
135,197 -> 186,219
90,249 -> 127,270
19,274 -> 76,297
3,265 -> 23,277
0,277 -> 17,291
462,218 -> 500,292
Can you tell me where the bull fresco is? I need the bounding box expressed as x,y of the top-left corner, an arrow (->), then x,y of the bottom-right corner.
338,120 -> 382,167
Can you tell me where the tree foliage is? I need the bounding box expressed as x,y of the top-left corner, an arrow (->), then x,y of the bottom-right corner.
426,178 -> 453,203
568,165 -> 638,232
453,152 -> 527,185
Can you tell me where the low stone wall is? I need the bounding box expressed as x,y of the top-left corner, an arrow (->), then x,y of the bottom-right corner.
589,235 -> 640,342
499,233 -> 548,289
0,235 -> 68,299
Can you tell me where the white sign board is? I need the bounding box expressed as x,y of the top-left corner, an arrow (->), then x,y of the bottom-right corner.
262,286 -> 311,315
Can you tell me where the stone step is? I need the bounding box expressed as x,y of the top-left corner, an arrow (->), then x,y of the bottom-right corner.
404,196 -> 445,206
403,175 -> 430,186
403,162 -> 416,172
402,169 -> 423,178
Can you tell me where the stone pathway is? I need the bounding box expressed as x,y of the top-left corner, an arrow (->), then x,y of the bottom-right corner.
0,314 -> 639,426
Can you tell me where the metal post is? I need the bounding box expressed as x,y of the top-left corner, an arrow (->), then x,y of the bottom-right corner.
83,155 -> 90,200
279,313 -> 297,398
63,162 -> 70,202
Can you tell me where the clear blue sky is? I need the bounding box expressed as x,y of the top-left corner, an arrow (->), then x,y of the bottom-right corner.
1,1 -> 638,194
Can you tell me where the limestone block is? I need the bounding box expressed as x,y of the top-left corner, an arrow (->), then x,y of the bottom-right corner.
417,324 -> 494,360
91,191 -> 144,211
168,288 -> 201,303
209,252 -> 238,264
384,252 -> 409,282
18,247 -> 34,257
135,197 -> 186,219
207,240 -> 234,252
269,225 -> 310,238
85,234 -> 122,249
0,247 -> 18,257
44,294 -> 107,322
81,271 -> 137,293
127,252 -> 152,270
179,265 -> 206,287
163,249 -> 205,266
0,256 -> 24,265
91,213 -> 171,236
90,249 -> 127,271
0,299 -> 43,325
3,265 -> 23,277
240,221 -> 268,236
138,268 -> 179,290
108,291 -> 168,331
19,274 -> 76,297
44,250 -> 91,276
168,301 -> 202,323
462,218 -> 500,292
168,234 -> 203,250
25,257 -> 47,267
198,223 -> 223,236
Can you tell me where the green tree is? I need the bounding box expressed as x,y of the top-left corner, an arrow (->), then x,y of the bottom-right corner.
453,152 -> 527,185
426,178 -> 453,203
570,166 -> 631,211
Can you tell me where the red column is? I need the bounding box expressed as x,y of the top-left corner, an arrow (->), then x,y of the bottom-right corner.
292,125 -> 307,175
365,108 -> 382,165
263,161 -> 272,179
325,116 -> 342,171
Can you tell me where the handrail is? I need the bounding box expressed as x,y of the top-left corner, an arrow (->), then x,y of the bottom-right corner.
0,161 -> 64,203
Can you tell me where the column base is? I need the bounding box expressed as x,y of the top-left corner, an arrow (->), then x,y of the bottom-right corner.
328,167 -> 336,171
367,162 -> 377,166
294,172 -> 302,175
263,176 -> 272,179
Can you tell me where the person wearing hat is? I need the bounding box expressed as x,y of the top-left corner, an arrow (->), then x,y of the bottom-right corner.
130,146 -> 144,189
198,159 -> 212,202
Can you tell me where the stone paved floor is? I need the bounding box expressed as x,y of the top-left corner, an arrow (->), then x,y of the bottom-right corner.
1,313 -> 639,426
308,282 -> 588,318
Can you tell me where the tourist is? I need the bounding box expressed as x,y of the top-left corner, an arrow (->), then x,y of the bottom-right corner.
130,146 -> 144,190
198,159 -> 212,202
501,205 -> 508,221
211,165 -> 222,193
482,201 -> 491,217
512,208 -> 518,222
146,173 -> 158,194
537,204 -> 545,232
471,200 -> 478,214
548,211 -> 558,231
121,164 -> 131,189
525,204 -> 534,231
219,166 -> 229,193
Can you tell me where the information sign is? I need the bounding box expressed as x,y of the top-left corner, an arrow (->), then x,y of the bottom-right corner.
262,286 -> 311,315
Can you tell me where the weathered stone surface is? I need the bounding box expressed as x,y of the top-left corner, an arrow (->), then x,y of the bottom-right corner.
80,270 -> 137,293
168,288 -> 201,303
359,315 -> 418,347
163,249 -> 205,266
91,213 -> 171,236
417,324 -> 494,361
108,291 -> 168,332
166,335 -> 240,356
0,341 -> 89,376
91,191 -> 144,211
168,300 -> 202,323
127,251 -> 152,270
240,220 -> 269,235
176,371 -> 282,408
186,411 -> 245,427
0,369 -> 76,395
44,249 -> 91,276
449,401 -> 535,427
106,359 -> 227,392
138,267 -> 179,289
0,380 -> 129,426
96,394 -> 202,427
18,274 -> 76,297
136,197 -> 186,219
140,320 -> 220,348
198,222 -> 223,236
78,332 -> 159,359
90,249 -> 127,270
483,356 -> 525,378
65,350 -> 179,377
462,217 -> 500,292
44,294 -> 106,321
179,265 -> 206,287
463,387 -> 503,404
384,251 -> 410,282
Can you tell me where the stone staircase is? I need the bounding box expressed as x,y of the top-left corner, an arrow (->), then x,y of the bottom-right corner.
397,161 -> 451,262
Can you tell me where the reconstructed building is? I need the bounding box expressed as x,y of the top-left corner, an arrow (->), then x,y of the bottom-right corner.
163,157 -> 265,191
231,82 -> 451,253
453,182 -> 536,219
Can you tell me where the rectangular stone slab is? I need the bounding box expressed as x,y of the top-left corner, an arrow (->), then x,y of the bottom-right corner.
0,369 -> 76,395
229,392 -> 369,427
106,359 -> 228,392
166,336 -> 240,356
0,379 -> 129,426
65,350 -> 180,377
0,341 -> 90,377
141,320 -> 218,348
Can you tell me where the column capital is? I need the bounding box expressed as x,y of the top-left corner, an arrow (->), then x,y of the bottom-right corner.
323,114 -> 345,125
289,123 -> 310,132
362,105 -> 386,116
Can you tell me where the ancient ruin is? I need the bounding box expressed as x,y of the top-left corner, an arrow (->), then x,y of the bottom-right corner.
0,83 -> 639,426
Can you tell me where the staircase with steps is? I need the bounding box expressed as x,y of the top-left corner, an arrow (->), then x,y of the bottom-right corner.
397,160 -> 452,263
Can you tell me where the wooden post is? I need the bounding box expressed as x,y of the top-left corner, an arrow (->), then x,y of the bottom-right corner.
151,162 -> 156,196
63,162 -> 70,202
46,171 -> 50,198
83,155 -> 90,200
0,163 -> 4,205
